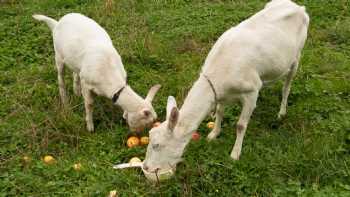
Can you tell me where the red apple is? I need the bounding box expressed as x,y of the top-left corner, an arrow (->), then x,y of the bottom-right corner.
192,131 -> 200,141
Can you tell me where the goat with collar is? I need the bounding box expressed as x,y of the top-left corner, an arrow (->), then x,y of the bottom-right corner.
143,0 -> 309,176
33,13 -> 161,132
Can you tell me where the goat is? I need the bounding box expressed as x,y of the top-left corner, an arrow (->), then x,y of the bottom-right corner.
143,0 -> 309,175
33,13 -> 161,132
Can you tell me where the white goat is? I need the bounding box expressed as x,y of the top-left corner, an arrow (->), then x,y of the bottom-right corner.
143,0 -> 309,174
33,13 -> 161,132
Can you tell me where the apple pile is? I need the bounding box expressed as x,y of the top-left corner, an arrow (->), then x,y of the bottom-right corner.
126,121 -> 161,148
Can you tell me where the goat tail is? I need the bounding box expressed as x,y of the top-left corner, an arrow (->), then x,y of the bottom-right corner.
32,14 -> 58,31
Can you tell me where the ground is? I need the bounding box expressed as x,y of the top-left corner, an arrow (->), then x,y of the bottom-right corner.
0,0 -> 349,196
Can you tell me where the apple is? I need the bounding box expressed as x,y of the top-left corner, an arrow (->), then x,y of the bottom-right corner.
140,136 -> 149,145
109,190 -> 117,197
129,157 -> 142,164
73,163 -> 82,171
43,155 -> 56,165
23,156 -> 31,163
127,136 -> 140,148
207,122 -> 215,129
192,131 -> 200,141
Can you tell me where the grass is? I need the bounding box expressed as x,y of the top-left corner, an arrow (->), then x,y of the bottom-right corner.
0,0 -> 350,196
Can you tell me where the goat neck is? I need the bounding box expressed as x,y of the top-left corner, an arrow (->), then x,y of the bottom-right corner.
174,76 -> 216,138
115,86 -> 145,112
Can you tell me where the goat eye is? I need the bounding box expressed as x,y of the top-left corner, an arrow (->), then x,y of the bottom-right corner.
152,144 -> 160,150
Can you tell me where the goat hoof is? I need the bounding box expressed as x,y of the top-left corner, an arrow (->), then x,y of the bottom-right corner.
277,113 -> 286,120
87,124 -> 94,132
74,89 -> 81,96
277,110 -> 286,120
62,100 -> 68,105
230,151 -> 240,160
61,99 -> 69,108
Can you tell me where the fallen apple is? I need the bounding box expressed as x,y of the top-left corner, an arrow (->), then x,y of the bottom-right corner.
73,163 -> 82,171
43,155 -> 56,165
127,136 -> 140,148
192,131 -> 200,141
207,121 -> 215,129
129,157 -> 142,164
140,136 -> 149,145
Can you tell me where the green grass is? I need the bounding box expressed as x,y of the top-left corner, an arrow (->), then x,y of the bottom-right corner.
1,0 -> 350,196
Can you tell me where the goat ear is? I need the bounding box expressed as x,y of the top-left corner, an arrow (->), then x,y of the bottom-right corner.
141,108 -> 151,117
145,84 -> 161,103
168,107 -> 179,131
166,96 -> 177,120
123,111 -> 128,119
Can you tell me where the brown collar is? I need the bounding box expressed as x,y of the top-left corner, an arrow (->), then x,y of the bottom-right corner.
112,79 -> 128,104
202,74 -> 218,110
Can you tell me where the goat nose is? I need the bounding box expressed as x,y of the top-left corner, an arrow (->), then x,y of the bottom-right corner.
143,164 -> 149,171
135,128 -> 143,133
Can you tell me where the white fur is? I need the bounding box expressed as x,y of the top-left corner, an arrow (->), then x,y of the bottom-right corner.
33,13 -> 161,131
143,0 -> 309,173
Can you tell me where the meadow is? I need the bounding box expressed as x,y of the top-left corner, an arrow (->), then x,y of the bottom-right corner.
0,0 -> 349,196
